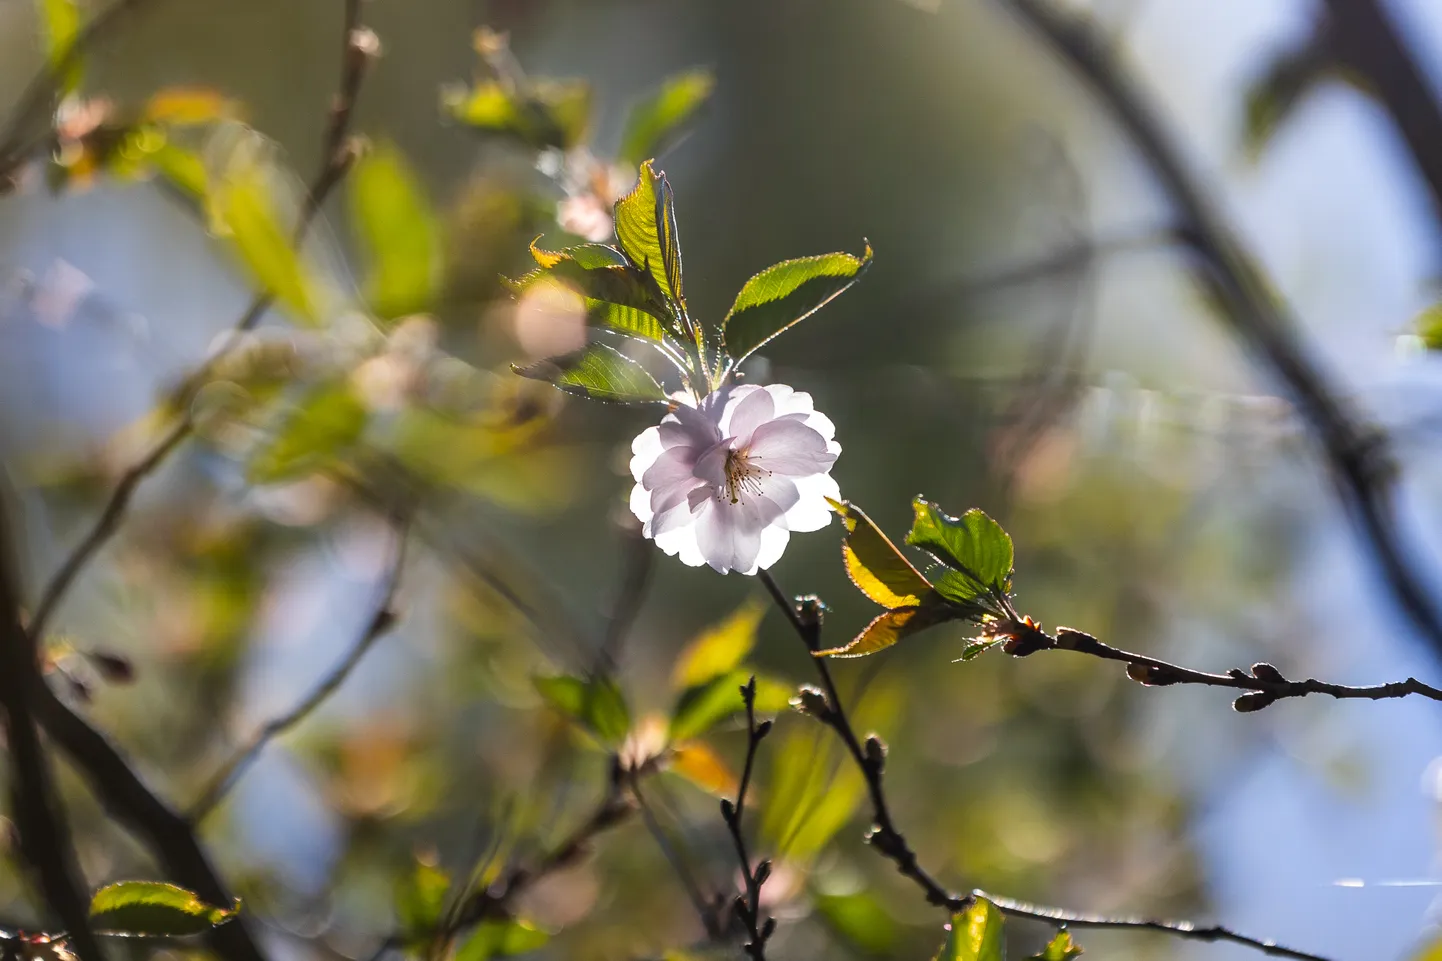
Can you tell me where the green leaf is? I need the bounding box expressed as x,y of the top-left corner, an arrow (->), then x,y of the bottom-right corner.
936,898 -> 1005,961
1027,930 -> 1083,961
534,674 -> 631,744
206,134 -> 318,324
830,499 -> 931,609
512,343 -> 668,404
670,599 -> 766,688
149,141 -> 209,199
815,605 -> 952,659
444,79 -> 591,151
394,860 -> 450,940
511,248 -> 675,344
454,919 -> 550,961
618,69 -> 716,166
957,637 -> 1003,661
89,881 -> 236,936
669,669 -> 791,742
38,0 -> 83,97
762,725 -> 865,862
721,245 -> 871,366
248,382 -> 368,483
813,890 -> 899,957
1417,302 -> 1442,350
350,140 -> 441,319
906,499 -> 1013,601
614,162 -> 684,313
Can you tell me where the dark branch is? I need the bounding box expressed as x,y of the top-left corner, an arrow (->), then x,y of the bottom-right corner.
0,505 -> 99,960
28,4 -> 377,642
758,571 -> 1333,961
995,0 -> 1442,665
719,677 -> 776,961
188,513 -> 409,821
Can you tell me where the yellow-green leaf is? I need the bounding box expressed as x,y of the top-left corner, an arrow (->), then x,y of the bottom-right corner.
614,161 -> 683,312
38,0 -> 83,97
618,69 -> 715,166
394,860 -> 450,941
936,898 -> 1005,961
350,140 -> 441,319
668,741 -> 738,797
248,382 -> 368,483
454,919 -> 550,961
906,499 -> 1013,601
815,606 -> 949,659
512,343 -> 667,404
722,245 -> 871,365
669,669 -> 790,742
534,674 -> 631,745
671,599 -> 766,688
1027,929 -> 1083,961
89,881 -> 236,936
830,498 -> 931,609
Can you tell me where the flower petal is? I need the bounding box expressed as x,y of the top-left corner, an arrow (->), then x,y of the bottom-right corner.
630,425 -> 664,483
755,524 -> 791,572
722,386 -> 774,445
643,446 -> 702,490
782,472 -> 839,533
747,418 -> 837,476
694,492 -> 765,574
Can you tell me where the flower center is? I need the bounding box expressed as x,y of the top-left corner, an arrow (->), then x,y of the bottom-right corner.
723,447 -> 769,505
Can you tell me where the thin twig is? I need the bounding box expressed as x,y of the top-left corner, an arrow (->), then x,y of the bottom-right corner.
632,776 -> 723,939
188,513 -> 409,821
757,571 -> 1333,961
995,0 -> 1442,666
27,3 -> 377,642
0,505 -> 99,961
718,677 -> 775,961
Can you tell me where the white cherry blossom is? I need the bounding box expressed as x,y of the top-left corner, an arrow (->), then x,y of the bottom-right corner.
628,383 -> 840,575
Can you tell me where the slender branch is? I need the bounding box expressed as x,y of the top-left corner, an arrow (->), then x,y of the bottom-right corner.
994,0 -> 1442,666
757,571 -> 1333,961
632,776 -> 723,939
718,677 -> 775,961
0,0 -> 159,183
0,506 -> 99,961
188,514 -> 409,821
28,4 -> 377,643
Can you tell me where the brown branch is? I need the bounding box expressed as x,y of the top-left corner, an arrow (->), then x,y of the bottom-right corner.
0,506 -> 99,960
757,571 -> 1333,961
27,4 -> 376,643
188,513 -> 409,821
994,0 -> 1442,665
718,677 -> 775,961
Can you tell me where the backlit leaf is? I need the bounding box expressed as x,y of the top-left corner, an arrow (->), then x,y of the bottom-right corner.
830,498 -> 931,609
721,245 -> 871,366
906,499 -> 1013,600
394,861 -> 450,941
816,605 -> 951,658
454,919 -> 549,961
1027,930 -> 1083,961
669,669 -> 791,742
350,140 -> 441,319
510,252 -> 674,344
248,382 -> 367,483
535,674 -> 631,744
763,725 -> 865,862
1417,302 -> 1442,350
671,599 -> 766,688
143,88 -> 237,126
89,881 -> 236,936
936,898 -> 1005,961
38,0 -> 82,97
669,741 -> 738,797
618,69 -> 715,166
814,890 -> 899,957
512,343 -> 667,404
614,162 -> 683,312
444,79 -> 590,151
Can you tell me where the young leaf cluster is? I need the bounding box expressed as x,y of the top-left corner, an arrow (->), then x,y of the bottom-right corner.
511,161 -> 870,404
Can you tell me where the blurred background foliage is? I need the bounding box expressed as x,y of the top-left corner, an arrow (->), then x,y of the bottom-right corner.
2,0 -> 1442,960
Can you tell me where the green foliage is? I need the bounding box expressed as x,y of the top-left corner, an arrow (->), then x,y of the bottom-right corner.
454,919 -> 550,961
721,245 -> 871,367
1417,301 -> 1442,350
618,69 -> 716,167
394,860 -> 450,941
512,343 -> 668,404
830,499 -> 932,609
445,79 -> 591,151
37,0 -> 83,97
89,881 -> 236,936
614,161 -> 685,315
670,599 -> 766,688
906,499 -> 1013,602
350,140 -> 441,319
813,890 -> 900,957
669,670 -> 791,742
935,898 -> 1005,961
761,724 -> 866,863
1027,930 -> 1083,961
248,382 -> 368,483
534,674 -> 631,744
512,241 -> 674,343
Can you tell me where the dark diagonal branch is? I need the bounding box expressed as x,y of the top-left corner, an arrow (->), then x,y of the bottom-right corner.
0,507 -> 99,960
718,677 -> 775,961
758,572 -> 1332,961
28,3 -> 377,643
188,513 -> 409,821
995,0 -> 1442,664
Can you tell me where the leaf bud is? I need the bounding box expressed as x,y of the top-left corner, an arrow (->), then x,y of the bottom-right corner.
1250,662 -> 1287,683
720,798 -> 736,823
790,685 -> 831,719
755,719 -> 773,740
754,859 -> 772,887
1233,691 -> 1277,713
85,649 -> 134,684
761,917 -> 777,939
863,734 -> 888,771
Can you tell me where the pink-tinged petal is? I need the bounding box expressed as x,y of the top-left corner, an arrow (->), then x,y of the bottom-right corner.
751,474 -> 801,517
722,386 -> 775,445
650,481 -> 703,532
755,524 -> 791,571
654,513 -> 706,567
798,407 -> 837,443
746,418 -> 837,476
694,493 -> 764,574
630,425 -> 664,482
643,446 -> 702,490
660,403 -> 720,450
782,472 -> 839,533
693,441 -> 732,488
629,481 -> 653,524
